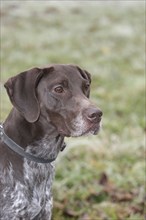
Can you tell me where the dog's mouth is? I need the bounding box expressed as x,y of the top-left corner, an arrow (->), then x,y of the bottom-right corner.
58,122 -> 101,138
58,129 -> 71,137
50,112 -> 102,138
77,124 -> 101,137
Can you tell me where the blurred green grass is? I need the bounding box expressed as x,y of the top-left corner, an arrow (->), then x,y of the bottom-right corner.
0,1 -> 145,220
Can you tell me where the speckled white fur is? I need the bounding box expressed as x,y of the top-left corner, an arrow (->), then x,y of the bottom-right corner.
70,113 -> 101,137
0,135 -> 64,220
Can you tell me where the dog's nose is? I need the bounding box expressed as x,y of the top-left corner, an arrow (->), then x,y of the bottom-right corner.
85,108 -> 102,122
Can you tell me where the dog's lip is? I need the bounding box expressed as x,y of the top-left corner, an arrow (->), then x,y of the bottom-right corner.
92,125 -> 100,135
58,129 -> 71,137
83,124 -> 100,136
58,122 -> 101,137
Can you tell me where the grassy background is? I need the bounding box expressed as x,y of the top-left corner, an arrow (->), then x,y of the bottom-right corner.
0,1 -> 145,220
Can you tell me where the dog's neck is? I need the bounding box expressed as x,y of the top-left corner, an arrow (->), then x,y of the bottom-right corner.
1,108 -> 64,182
3,108 -> 61,149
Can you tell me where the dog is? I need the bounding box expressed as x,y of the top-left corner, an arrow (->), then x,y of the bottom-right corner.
0,64 -> 102,219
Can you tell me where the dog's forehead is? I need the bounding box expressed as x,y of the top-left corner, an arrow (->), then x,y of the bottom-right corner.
54,64 -> 80,76
43,65 -> 84,84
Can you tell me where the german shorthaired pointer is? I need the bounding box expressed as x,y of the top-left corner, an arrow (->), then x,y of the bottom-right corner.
0,64 -> 102,220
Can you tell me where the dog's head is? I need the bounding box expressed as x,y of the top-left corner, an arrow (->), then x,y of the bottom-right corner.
5,64 -> 102,137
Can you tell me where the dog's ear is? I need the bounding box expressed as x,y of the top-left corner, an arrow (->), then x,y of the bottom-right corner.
4,67 -> 53,123
76,66 -> 91,83
76,66 -> 91,97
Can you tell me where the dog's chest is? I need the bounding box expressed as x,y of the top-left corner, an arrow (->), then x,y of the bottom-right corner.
6,160 -> 54,219
0,136 -> 60,220
1,161 -> 54,220
24,158 -> 54,198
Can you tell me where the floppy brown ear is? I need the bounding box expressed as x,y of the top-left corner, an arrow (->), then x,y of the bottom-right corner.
83,69 -> 91,98
76,66 -> 91,84
4,67 -> 45,123
76,66 -> 91,97
84,70 -> 91,84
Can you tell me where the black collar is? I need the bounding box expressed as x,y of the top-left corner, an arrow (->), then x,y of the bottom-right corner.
0,124 -> 66,164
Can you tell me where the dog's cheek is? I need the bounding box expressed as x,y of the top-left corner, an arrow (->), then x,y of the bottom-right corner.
41,92 -> 61,111
47,111 -> 70,136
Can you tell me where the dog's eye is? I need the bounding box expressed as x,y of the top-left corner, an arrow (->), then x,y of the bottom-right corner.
54,86 -> 64,93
